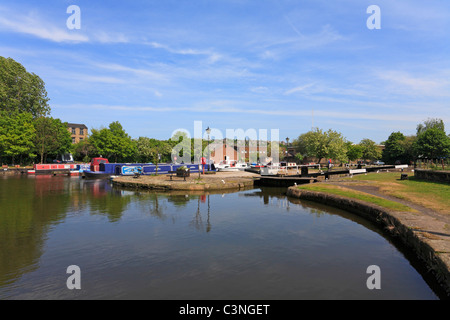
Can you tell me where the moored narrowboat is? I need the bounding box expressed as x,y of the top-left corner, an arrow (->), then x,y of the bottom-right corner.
82,157 -> 212,179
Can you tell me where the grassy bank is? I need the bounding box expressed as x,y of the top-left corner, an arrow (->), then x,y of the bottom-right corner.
296,171 -> 450,214
341,172 -> 450,214
296,183 -> 415,212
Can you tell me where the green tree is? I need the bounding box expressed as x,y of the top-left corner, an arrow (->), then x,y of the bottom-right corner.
72,139 -> 96,162
346,142 -> 363,163
326,129 -> 348,163
0,111 -> 36,165
382,132 -> 406,164
135,136 -> 172,163
359,139 -> 381,162
267,140 -> 286,163
293,128 -> 347,164
135,137 -> 154,163
294,153 -> 304,164
414,118 -> 449,165
170,131 -> 192,163
400,135 -> 417,164
414,128 -> 450,160
0,57 -> 50,117
34,117 -> 72,163
294,129 -> 327,163
89,121 -> 135,162
416,118 -> 445,136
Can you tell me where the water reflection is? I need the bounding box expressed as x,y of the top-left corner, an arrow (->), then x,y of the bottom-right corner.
0,176 -> 70,288
0,176 -> 443,299
190,195 -> 212,233
0,176 -> 129,289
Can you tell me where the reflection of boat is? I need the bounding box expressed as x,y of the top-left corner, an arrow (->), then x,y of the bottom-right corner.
216,160 -> 248,171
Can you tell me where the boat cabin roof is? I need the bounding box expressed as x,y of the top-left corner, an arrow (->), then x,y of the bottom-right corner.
91,158 -> 109,165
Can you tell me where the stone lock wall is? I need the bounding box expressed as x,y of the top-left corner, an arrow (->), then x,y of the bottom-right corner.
414,169 -> 450,183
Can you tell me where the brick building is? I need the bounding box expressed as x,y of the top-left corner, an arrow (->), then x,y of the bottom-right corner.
67,123 -> 88,144
209,140 -> 272,164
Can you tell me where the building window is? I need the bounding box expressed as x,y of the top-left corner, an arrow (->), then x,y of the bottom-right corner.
79,138 -> 83,142
72,137 -> 76,143
72,128 -> 76,135
80,128 -> 84,135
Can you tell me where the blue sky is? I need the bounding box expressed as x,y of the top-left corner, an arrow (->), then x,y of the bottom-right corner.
1,0 -> 449,143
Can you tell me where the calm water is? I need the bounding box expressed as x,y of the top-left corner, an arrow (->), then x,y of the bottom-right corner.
0,175 -> 441,299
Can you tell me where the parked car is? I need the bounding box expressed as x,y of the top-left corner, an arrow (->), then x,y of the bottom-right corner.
373,160 -> 385,165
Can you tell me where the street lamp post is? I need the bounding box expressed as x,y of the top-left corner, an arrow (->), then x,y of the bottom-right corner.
206,126 -> 211,171
286,137 -> 289,160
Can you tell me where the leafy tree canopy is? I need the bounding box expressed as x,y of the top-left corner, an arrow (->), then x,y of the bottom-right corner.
359,138 -> 381,161
89,121 -> 135,162
0,56 -> 50,118
382,132 -> 406,164
346,142 -> 363,162
34,117 -> 72,163
416,118 -> 445,136
293,128 -> 348,163
0,111 -> 36,164
414,127 -> 450,160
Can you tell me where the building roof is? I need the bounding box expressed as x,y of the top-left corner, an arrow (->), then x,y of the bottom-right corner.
67,123 -> 88,129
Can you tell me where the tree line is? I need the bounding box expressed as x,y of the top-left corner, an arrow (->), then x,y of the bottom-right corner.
1,56 -> 449,167
292,118 -> 450,166
73,124 -> 287,164
0,57 -> 72,165
73,122 -> 179,164
382,118 -> 450,166
292,128 -> 383,165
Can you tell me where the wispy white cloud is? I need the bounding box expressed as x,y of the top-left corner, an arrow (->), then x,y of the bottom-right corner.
250,86 -> 269,93
0,10 -> 89,43
254,21 -> 346,55
94,62 -> 169,82
284,83 -> 315,95
94,31 -> 129,44
147,41 -> 203,55
376,70 -> 450,97
196,103 -> 437,124
0,6 -> 132,44
76,98 -> 419,123
145,41 -> 222,64
71,74 -> 126,84
284,15 -> 302,38
259,50 -> 278,60
382,1 -> 450,34
56,104 -> 176,113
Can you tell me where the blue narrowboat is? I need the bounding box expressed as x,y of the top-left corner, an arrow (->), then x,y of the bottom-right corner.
83,157 -> 213,179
